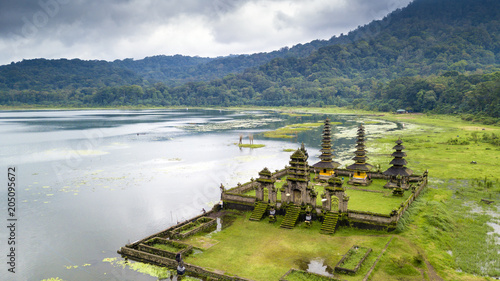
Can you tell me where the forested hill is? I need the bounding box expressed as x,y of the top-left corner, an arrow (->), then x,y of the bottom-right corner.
0,33 -> 339,90
111,41 -> 329,86
0,0 -> 499,122
254,0 -> 499,84
166,0 -> 499,118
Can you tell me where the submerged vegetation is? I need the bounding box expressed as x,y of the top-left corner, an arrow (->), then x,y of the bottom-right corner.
263,122 -> 324,138
238,143 -> 266,148
103,257 -> 174,279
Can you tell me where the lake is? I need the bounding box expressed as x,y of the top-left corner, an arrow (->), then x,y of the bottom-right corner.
0,109 -> 400,281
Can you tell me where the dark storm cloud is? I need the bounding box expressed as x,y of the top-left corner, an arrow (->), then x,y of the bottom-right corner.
0,0 -> 412,65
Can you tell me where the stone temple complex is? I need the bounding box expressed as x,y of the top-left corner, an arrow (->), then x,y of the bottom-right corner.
220,118 -> 427,232
118,118 -> 428,280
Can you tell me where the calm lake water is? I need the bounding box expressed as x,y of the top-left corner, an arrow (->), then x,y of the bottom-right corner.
0,109 -> 400,281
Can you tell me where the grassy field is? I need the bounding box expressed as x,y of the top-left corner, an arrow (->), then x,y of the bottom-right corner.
184,211 -> 392,281
346,189 -> 405,214
151,243 -> 181,253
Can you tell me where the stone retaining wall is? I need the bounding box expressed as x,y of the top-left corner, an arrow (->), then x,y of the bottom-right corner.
334,246 -> 372,274
127,209 -> 216,248
226,168 -> 288,194
170,217 -> 216,239
138,237 -> 193,260
334,169 -> 388,180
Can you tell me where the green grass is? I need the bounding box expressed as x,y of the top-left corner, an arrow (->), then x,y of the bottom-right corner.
263,123 -> 323,139
238,144 -> 266,148
184,212 -> 390,281
346,189 -> 405,214
369,114 -> 500,180
339,247 -> 371,270
394,182 -> 500,279
178,220 -> 203,234
372,237 -> 423,280
151,243 -> 182,253
284,270 -> 338,281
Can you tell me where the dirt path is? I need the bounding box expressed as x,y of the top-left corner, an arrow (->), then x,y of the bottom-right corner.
362,236 -> 394,281
362,235 -> 443,281
397,236 -> 443,281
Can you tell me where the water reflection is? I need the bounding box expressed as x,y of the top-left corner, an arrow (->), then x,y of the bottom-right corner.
296,257 -> 335,277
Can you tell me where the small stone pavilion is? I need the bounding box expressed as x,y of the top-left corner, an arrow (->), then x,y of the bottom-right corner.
383,138 -> 413,190
313,118 -> 341,181
346,124 -> 374,186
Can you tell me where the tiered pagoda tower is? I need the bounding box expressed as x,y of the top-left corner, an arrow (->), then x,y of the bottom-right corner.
282,149 -> 316,206
347,124 -> 373,186
313,118 -> 340,180
383,138 -> 413,189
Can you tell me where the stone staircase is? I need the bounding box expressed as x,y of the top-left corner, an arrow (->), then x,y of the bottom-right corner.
280,205 -> 301,229
249,202 -> 268,221
320,212 -> 339,234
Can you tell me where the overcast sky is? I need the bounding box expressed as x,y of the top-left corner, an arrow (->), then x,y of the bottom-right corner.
0,0 -> 413,66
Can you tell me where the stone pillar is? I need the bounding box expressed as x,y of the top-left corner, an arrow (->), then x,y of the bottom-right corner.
255,186 -> 264,201
281,187 -> 289,204
310,189 -> 317,209
268,186 -> 277,203
322,190 -> 332,211
338,194 -> 349,213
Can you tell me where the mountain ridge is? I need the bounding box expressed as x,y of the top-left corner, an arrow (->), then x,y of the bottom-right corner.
0,0 -> 498,122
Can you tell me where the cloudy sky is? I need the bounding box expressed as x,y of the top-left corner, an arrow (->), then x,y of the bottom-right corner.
0,0 -> 413,65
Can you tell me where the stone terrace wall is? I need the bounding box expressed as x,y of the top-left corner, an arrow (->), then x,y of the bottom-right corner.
392,174 -> 428,223
348,210 -> 392,225
226,168 -> 288,194
222,168 -> 287,210
222,193 -> 256,211
226,181 -> 258,194
334,169 -> 389,180
127,210 -> 216,248
272,168 -> 288,179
